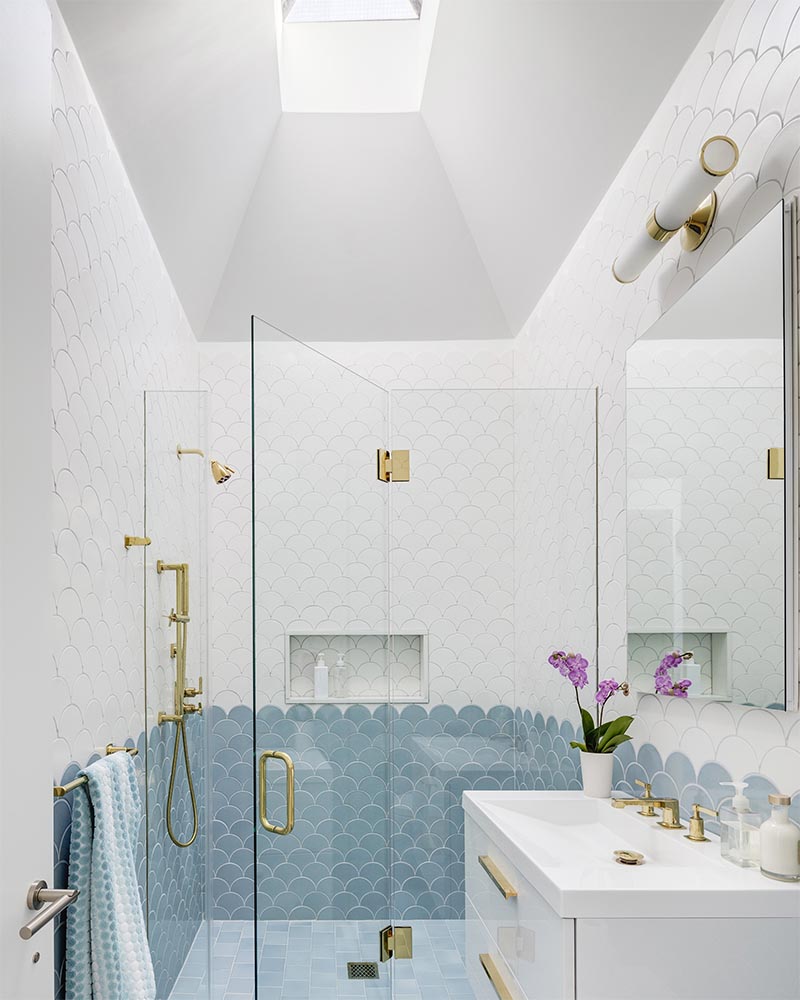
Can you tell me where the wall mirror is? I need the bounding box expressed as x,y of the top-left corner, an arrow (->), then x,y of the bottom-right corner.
626,199 -> 797,710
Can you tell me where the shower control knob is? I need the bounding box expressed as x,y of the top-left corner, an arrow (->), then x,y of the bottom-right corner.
183,701 -> 203,716
184,676 -> 203,698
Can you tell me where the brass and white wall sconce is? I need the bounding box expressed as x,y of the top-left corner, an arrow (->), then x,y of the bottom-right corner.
613,135 -> 739,284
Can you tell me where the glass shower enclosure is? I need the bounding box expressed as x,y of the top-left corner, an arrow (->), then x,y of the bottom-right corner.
251,317 -> 598,998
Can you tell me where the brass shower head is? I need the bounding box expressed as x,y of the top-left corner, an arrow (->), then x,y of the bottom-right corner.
210,460 -> 235,485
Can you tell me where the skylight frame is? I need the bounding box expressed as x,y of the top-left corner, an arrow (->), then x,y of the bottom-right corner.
283,0 -> 422,24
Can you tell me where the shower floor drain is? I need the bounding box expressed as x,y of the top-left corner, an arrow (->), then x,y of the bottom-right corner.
347,962 -> 380,980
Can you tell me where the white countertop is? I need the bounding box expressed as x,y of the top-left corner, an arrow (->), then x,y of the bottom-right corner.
463,790 -> 800,920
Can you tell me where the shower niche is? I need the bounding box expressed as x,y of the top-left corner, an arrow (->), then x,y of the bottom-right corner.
285,631 -> 428,703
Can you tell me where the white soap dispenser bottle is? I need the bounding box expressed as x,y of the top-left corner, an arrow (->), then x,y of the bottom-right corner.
314,651 -> 329,701
719,781 -> 760,868
760,793 -> 800,882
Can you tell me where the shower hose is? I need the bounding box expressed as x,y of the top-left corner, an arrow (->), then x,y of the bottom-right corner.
166,716 -> 199,848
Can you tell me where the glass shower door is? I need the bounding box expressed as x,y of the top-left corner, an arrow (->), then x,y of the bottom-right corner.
386,386 -> 598,1000
251,318 -> 394,998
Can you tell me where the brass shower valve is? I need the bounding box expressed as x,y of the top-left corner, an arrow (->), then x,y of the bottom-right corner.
183,702 -> 203,716
184,676 -> 203,699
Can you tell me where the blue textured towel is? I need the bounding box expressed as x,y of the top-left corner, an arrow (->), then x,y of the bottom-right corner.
65,752 -> 155,1000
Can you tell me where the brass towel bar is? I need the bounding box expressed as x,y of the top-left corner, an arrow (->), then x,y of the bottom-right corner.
53,745 -> 139,798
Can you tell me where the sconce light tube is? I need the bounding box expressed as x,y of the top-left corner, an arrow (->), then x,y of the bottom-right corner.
613,135 -> 739,284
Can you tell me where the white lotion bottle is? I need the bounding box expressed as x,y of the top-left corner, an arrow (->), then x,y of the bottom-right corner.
314,651 -> 329,700
760,793 -> 800,882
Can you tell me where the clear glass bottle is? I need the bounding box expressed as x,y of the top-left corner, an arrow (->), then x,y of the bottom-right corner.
330,653 -> 348,698
719,781 -> 760,869
760,793 -> 800,882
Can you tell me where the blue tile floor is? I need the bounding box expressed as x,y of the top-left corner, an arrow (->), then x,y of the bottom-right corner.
168,920 -> 476,1000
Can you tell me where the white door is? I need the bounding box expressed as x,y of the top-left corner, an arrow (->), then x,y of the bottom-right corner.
0,1 -> 57,996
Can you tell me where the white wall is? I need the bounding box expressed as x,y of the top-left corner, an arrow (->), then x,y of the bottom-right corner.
50,10 -> 198,778
515,0 -> 800,792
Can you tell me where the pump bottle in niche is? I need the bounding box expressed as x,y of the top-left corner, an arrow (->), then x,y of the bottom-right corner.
314,651 -> 329,700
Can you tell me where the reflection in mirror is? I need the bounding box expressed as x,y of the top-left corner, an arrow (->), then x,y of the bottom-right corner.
626,200 -> 795,710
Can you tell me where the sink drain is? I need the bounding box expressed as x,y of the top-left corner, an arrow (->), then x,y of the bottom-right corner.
347,962 -> 380,980
614,849 -> 644,866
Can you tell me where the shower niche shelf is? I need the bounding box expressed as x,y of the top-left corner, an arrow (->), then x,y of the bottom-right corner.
285,631 -> 428,704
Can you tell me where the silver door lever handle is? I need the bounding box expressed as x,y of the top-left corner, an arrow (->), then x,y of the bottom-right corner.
19,881 -> 79,940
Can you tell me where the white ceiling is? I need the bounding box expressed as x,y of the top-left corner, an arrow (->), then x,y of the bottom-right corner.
56,0 -> 282,334
57,0 -> 722,342
422,0 -> 723,337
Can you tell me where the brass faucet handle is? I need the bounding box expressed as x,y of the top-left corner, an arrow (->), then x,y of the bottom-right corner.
184,676 -> 203,699
635,779 -> 656,816
183,701 -> 203,716
686,803 -> 718,843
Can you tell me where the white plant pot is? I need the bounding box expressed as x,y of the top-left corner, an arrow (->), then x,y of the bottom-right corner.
580,751 -> 614,798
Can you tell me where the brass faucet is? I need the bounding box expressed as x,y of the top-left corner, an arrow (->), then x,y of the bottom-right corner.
612,795 -> 684,829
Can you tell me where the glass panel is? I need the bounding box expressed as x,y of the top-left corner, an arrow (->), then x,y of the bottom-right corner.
625,200 -> 793,709
144,390 -> 211,1000
387,386 -> 597,999
251,318 -> 393,998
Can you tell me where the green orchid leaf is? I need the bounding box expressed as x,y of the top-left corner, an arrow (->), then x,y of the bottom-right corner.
580,708 -> 596,749
569,741 -> 587,751
599,733 -> 633,753
596,715 -> 634,751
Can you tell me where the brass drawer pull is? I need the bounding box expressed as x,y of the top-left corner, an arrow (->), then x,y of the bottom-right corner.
478,855 -> 518,898
259,750 -> 295,835
480,953 -> 513,1000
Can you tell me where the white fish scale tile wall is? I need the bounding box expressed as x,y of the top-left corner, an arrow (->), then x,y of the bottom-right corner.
513,389 -> 599,726
50,14 -> 197,779
515,0 -> 800,792
202,341 -> 521,713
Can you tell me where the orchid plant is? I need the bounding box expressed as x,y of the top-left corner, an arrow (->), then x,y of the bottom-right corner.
548,651 -> 633,754
654,650 -> 693,698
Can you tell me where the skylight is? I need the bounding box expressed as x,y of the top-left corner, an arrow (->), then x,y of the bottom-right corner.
283,0 -> 421,23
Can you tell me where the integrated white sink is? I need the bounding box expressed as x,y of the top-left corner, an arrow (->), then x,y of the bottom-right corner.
463,790 -> 800,920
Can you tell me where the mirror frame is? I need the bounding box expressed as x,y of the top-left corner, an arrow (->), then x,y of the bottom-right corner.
782,197 -> 797,711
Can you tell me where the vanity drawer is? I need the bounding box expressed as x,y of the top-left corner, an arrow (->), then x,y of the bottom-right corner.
466,815 -> 576,1000
466,895 -> 522,1000
466,816 -> 522,928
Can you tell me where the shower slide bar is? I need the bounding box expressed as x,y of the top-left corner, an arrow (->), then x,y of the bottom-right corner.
52,745 -> 139,798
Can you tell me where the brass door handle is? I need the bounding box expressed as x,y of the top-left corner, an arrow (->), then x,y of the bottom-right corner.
259,750 -> 295,835
478,855 -> 518,899
479,954 -> 513,1000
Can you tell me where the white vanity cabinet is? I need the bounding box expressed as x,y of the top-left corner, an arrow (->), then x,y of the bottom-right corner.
465,818 -> 574,1000
464,792 -> 800,1000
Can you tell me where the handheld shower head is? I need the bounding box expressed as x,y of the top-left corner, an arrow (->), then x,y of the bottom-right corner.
211,460 -> 235,485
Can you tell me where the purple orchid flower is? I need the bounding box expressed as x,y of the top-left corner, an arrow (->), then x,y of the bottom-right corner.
654,650 -> 693,698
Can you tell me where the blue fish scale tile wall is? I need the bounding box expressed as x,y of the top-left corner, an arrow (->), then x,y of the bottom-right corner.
214,701 -> 800,921
147,714 -> 206,998
211,703 -> 516,920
